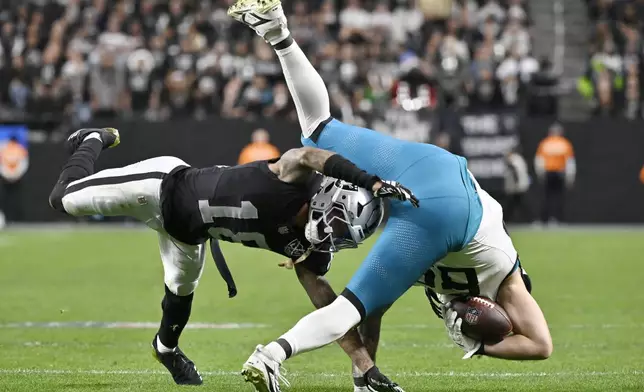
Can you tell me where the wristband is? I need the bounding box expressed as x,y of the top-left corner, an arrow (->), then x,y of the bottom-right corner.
322,154 -> 380,191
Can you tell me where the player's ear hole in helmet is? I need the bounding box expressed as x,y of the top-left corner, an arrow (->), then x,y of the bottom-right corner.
305,178 -> 384,252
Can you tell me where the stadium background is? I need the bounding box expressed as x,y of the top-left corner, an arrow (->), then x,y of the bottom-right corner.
0,0 -> 643,391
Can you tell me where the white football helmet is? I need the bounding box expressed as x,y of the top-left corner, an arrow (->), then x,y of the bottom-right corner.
305,177 -> 384,252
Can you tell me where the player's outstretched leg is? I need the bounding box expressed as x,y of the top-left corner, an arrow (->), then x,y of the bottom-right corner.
152,285 -> 203,385
228,0 -> 330,138
49,129 -> 202,384
48,128 -> 120,214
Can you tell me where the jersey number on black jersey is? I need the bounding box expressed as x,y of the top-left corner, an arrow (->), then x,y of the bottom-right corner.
198,199 -> 270,249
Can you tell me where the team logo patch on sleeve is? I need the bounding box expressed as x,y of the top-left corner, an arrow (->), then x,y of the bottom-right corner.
285,239 -> 305,258
465,307 -> 482,325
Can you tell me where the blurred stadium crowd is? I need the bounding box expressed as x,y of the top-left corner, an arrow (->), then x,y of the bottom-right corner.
0,0 -> 555,125
580,0 -> 644,118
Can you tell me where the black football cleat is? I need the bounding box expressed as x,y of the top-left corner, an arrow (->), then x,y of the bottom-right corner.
364,366 -> 405,392
66,128 -> 120,154
152,335 -> 203,385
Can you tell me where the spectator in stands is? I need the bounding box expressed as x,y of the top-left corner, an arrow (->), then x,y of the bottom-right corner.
624,61 -> 640,119
496,47 -> 539,107
8,56 -> 31,112
527,57 -> 559,116
91,51 -> 126,118
126,49 -> 156,114
240,75 -> 273,117
339,0 -> 371,40
499,16 -> 530,57
452,0 -> 479,30
507,0 -> 527,22
470,44 -> 501,107
238,128 -> 280,165
392,0 -> 424,44
534,123 -> 576,225
163,69 -> 195,117
478,0 -> 506,24
582,0 -> 644,117
0,0 -> 534,126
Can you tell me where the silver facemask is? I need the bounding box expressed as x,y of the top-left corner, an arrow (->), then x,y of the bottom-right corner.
305,178 -> 384,252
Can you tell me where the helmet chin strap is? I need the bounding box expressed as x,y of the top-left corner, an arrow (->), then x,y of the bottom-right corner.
305,218 -> 339,253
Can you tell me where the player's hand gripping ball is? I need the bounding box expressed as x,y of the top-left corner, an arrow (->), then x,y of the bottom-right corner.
448,296 -> 513,343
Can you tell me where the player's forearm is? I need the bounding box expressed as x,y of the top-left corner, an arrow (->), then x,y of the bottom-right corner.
297,147 -> 381,190
482,334 -> 552,360
319,152 -> 380,192
296,147 -> 336,173
280,147 -> 381,191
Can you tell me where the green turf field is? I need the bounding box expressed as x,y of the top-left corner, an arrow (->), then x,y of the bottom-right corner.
0,227 -> 643,391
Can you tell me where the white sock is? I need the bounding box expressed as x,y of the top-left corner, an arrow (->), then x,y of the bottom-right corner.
83,132 -> 102,144
278,296 -> 361,357
274,39 -> 331,138
156,336 -> 176,354
264,341 -> 288,363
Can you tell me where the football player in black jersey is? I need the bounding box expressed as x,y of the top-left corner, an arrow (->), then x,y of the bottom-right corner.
48,128 -> 417,390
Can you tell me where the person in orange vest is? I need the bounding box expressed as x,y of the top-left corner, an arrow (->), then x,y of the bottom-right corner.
640,165 -> 644,184
238,128 -> 280,165
0,136 -> 29,222
534,123 -> 575,225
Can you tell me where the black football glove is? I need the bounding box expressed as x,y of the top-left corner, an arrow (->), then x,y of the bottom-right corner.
364,366 -> 406,392
374,180 -> 420,208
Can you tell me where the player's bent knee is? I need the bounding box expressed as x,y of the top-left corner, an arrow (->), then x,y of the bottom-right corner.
165,280 -> 199,297
320,296 -> 362,340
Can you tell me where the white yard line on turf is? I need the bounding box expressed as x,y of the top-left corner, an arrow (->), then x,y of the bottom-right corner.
0,321 -> 268,329
0,369 -> 642,378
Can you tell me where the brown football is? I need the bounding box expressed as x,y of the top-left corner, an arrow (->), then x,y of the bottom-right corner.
449,296 -> 513,343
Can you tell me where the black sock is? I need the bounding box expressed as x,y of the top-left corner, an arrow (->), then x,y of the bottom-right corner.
273,35 -> 293,51
157,285 -> 194,349
49,139 -> 103,212
276,338 -> 293,359
60,138 -> 103,183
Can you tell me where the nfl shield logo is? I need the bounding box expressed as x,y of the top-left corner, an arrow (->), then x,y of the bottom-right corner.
464,307 -> 481,325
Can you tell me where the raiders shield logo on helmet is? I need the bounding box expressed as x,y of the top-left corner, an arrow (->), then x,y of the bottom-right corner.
285,239 -> 305,258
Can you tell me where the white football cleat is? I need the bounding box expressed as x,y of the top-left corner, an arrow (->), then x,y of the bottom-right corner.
241,345 -> 290,392
227,0 -> 287,42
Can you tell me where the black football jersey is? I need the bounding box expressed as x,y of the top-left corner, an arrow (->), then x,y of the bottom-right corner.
160,159 -> 325,263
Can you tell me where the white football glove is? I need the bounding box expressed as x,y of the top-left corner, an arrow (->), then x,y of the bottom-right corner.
444,307 -> 482,359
